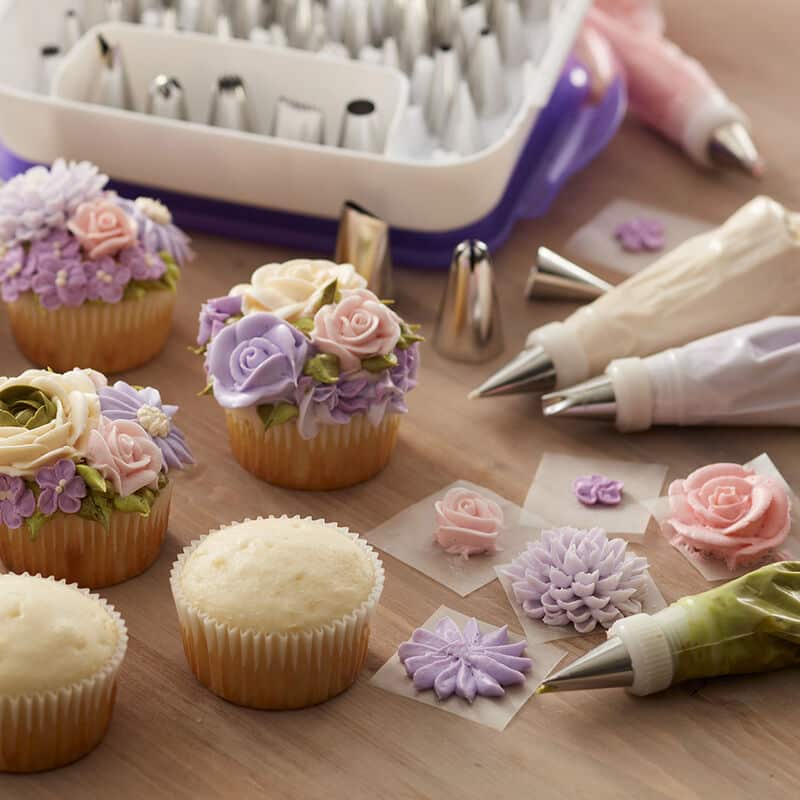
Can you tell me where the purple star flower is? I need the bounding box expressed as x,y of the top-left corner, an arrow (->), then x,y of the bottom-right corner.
26,230 -> 81,272
35,459 -> 87,516
0,244 -> 34,303
30,253 -> 88,309
614,217 -> 666,253
573,474 -> 625,506
197,294 -> 243,346
0,474 -> 36,529
99,381 -> 194,471
85,257 -> 132,304
119,244 -> 167,281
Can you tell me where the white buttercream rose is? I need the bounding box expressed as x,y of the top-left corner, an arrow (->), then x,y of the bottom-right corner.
0,369 -> 101,477
229,259 -> 367,322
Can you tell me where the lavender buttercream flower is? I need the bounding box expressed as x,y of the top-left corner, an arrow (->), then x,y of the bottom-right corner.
116,196 -> 194,266
85,257 -> 132,304
26,230 -> 81,272
0,474 -> 36,529
614,217 -> 665,253
295,375 -> 376,439
398,617 -> 531,703
206,313 -> 310,409
0,244 -> 34,303
99,381 -> 193,471
391,343 -> 420,395
31,253 -> 88,310
197,294 -> 243,346
120,243 -> 167,281
573,474 -> 624,506
35,458 -> 87,516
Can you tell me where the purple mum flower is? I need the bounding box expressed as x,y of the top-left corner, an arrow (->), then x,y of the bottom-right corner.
391,343 -> 420,394
0,244 -> 34,303
614,217 -> 665,253
115,196 -> 194,267
26,230 -> 81,272
573,474 -> 624,506
0,474 -> 36,529
35,459 -> 87,516
197,294 -> 243,346
31,253 -> 88,310
119,244 -> 167,281
99,381 -> 194,471
85,257 -> 132,304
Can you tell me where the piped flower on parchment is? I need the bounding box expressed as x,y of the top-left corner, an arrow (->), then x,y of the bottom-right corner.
573,474 -> 624,506
614,217 -> 665,253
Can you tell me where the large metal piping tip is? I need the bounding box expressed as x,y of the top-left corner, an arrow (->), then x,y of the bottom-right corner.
335,201 -> 394,297
526,247 -> 613,302
538,637 -> 634,694
542,375 -> 617,420
709,121 -> 765,178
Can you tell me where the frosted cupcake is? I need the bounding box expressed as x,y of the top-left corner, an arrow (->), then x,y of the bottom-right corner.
171,516 -> 384,709
0,159 -> 193,373
0,573 -> 127,772
0,367 -> 193,587
196,259 -> 421,490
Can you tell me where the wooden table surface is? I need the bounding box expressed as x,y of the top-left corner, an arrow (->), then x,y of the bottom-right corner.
3,1 -> 800,797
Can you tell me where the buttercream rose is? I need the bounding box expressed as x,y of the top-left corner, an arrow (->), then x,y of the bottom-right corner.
667,463 -> 791,570
0,369 -> 101,477
86,416 -> 163,497
434,487 -> 504,558
229,259 -> 367,321
206,313 -> 310,409
67,197 -> 138,260
311,288 -> 401,374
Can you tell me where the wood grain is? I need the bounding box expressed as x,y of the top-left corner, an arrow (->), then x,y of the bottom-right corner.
2,1 -> 800,796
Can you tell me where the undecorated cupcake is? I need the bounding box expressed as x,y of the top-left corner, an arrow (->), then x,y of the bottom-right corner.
170,516 -> 384,709
0,159 -> 193,372
0,367 -> 193,587
0,572 -> 127,773
196,259 -> 421,490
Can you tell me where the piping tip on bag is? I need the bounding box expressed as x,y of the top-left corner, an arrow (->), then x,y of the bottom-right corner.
147,74 -> 188,121
469,344 -> 555,399
434,240 -> 505,364
339,99 -> 382,153
208,74 -> 251,131
526,247 -> 614,302
541,375 -> 617,420
539,637 -> 635,694
335,201 -> 394,297
709,121 -> 765,178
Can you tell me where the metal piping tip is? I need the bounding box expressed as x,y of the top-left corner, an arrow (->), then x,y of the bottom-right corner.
289,0 -> 314,48
343,0 -> 370,56
442,78 -> 483,156
178,0 -> 201,31
367,0 -> 388,44
425,44 -> 460,135
208,74 -> 251,131
399,0 -> 431,73
542,375 -> 617,420
538,637 -> 634,694
215,11 -> 233,39
434,240 -> 504,364
272,96 -> 325,144
93,35 -> 132,110
493,0 -> 528,67
269,23 -> 289,47
708,121 -> 765,178
467,28 -> 507,117
455,2 -> 486,65
147,74 -> 188,121
520,0 -> 551,24
249,25 -> 271,44
339,99 -> 382,153
275,0 -> 295,29
382,36 -> 401,70
162,6 -> 178,31
432,0 -> 462,48
469,344 -> 555,399
63,9 -> 83,50
105,0 -> 128,22
38,45 -> 64,95
335,201 -> 394,297
233,0 -> 265,38
141,8 -> 163,27
526,247 -> 613,302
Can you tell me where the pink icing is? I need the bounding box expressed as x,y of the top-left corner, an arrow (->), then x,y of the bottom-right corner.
86,416 -> 163,497
311,288 -> 401,374
667,463 -> 791,570
67,198 -> 138,260
434,487 -> 504,558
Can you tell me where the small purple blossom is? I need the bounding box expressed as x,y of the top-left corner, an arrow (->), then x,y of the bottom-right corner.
391,343 -> 420,394
31,253 -> 88,310
614,217 -> 665,253
0,244 -> 34,303
26,230 -> 81,272
0,474 -> 36,529
85,257 -> 132,304
573,474 -> 624,506
35,459 -> 87,516
197,294 -> 243,346
119,244 -> 167,281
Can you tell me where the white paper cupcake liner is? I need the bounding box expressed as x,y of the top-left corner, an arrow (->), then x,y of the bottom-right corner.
0,574 -> 128,773
170,516 -> 385,710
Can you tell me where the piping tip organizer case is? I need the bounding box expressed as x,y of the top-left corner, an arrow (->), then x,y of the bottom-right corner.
0,0 -> 626,267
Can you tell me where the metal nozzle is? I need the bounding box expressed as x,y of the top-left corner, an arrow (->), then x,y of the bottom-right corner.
467,27 -> 507,117
542,374 -> 616,420
526,247 -> 613,302
339,99 -> 382,153
468,344 -> 555,399
335,201 -> 393,297
708,121 -> 764,179
272,96 -> 325,144
208,75 -> 251,131
63,9 -> 83,51
93,34 -> 132,110
539,637 -> 634,694
147,75 -> 188,121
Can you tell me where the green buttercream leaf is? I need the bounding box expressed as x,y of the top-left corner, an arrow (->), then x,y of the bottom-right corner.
380,298 -> 396,305
157,472 -> 169,491
123,281 -> 148,301
396,322 -> 425,350
257,402 -> 299,431
76,464 -> 107,494
303,353 -> 340,384
27,511 -> 51,542
78,494 -> 112,530
294,317 -> 314,336
188,344 -> 207,356
311,279 -> 340,314
0,386 -> 57,429
113,493 -> 151,517
198,381 -> 214,397
361,353 -> 398,373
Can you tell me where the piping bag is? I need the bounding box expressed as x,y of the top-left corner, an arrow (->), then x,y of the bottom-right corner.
543,317 -> 800,430
471,196 -> 800,399
540,562 -> 800,696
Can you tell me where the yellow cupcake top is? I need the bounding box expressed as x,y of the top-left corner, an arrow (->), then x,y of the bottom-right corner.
0,574 -> 120,697
179,518 -> 376,634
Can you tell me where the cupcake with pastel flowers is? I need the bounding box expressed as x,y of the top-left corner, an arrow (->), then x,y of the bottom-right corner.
196,259 -> 421,490
0,159 -> 193,373
0,367 -> 193,588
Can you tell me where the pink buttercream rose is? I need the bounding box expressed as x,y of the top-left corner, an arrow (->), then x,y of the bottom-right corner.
67,198 -> 138,260
434,487 -> 504,558
311,288 -> 401,373
667,463 -> 791,570
86,416 -> 163,497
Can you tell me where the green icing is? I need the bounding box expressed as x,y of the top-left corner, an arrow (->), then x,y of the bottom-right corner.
76,464 -> 107,493
317,279 -> 340,310
396,322 -> 424,351
0,385 -> 57,429
361,353 -> 398,373
122,252 -> 181,301
26,511 -> 51,541
672,562 -> 800,683
78,492 -> 113,530
294,316 -> 314,336
304,353 -> 340,384
113,493 -> 151,516
257,402 -> 299,431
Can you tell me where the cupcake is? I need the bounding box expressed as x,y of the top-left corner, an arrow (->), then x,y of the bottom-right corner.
170,516 -> 384,709
0,367 -> 193,588
0,159 -> 193,373
0,572 -> 127,772
196,259 -> 421,490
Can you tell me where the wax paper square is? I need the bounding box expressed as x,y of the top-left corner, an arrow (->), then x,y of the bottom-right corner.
370,606 -> 567,731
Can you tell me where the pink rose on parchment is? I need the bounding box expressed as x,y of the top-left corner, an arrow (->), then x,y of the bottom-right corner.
311,288 -> 401,373
68,198 -> 138,260
86,416 -> 163,497
667,463 -> 791,570
434,487 -> 504,558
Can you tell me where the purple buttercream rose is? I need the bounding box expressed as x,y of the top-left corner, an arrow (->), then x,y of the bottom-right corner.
0,244 -> 34,303
0,474 -> 36,529
120,244 -> 167,281
197,294 -> 243,346
85,257 -> 132,304
36,459 -> 87,516
206,312 -> 310,409
31,253 -> 88,310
